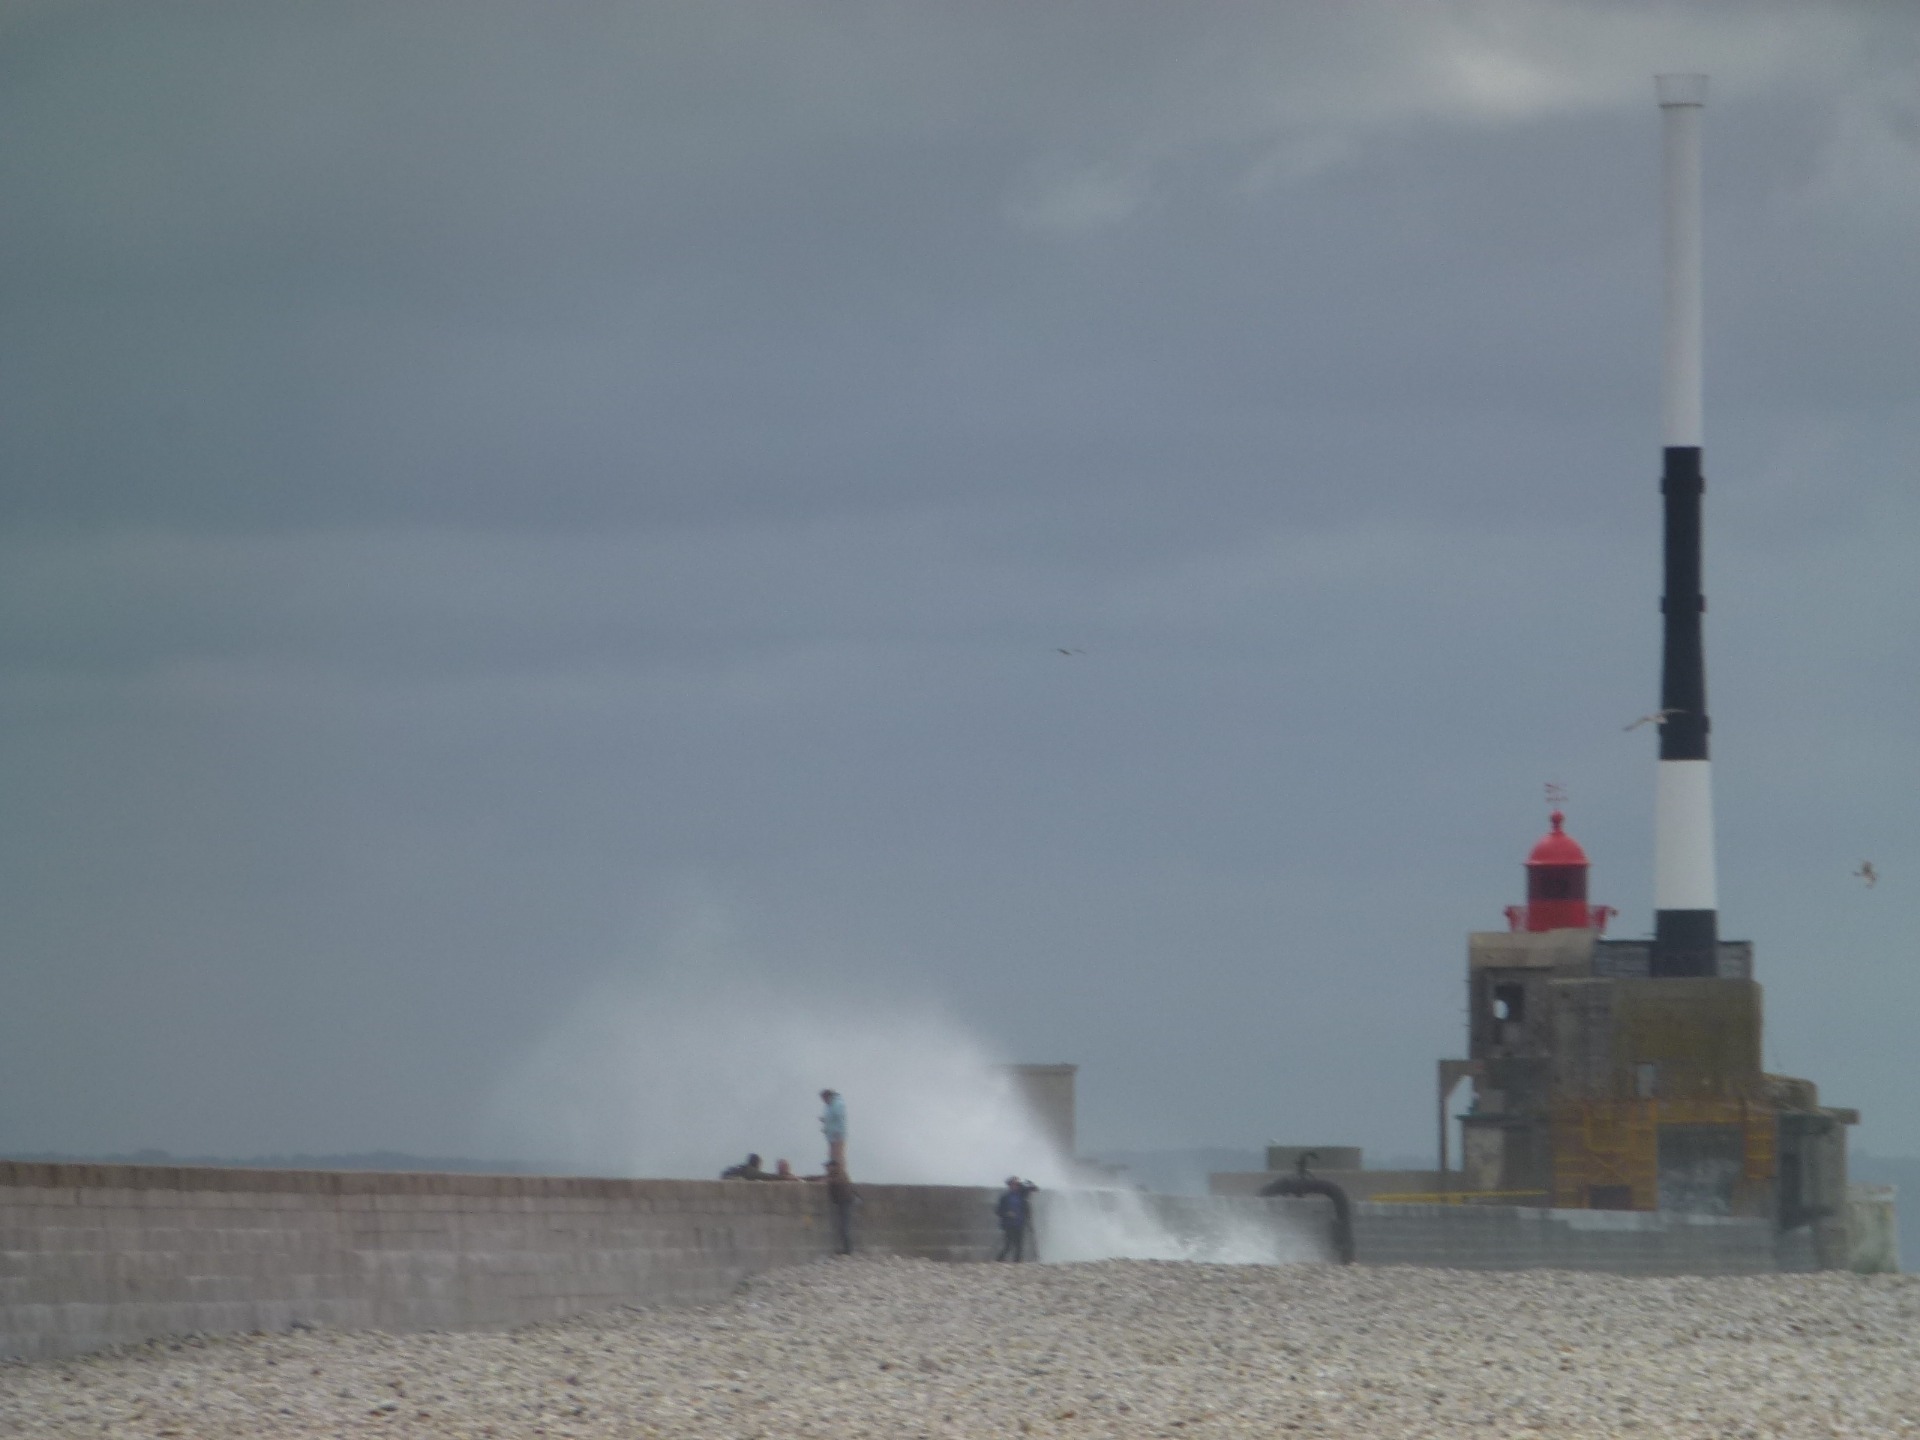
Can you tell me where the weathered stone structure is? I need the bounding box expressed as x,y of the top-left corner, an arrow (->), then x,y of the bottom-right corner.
1438,815 -> 1858,1266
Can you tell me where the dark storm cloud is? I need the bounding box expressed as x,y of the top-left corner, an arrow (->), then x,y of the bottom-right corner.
1,0 -> 1915,1164
5,0 -> 1911,534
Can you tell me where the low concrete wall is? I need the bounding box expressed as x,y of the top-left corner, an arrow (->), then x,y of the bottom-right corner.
1350,1201 -> 1804,1275
3,1163 -> 1813,1363
0,1162 -> 1000,1363
1190,1191 -> 1794,1275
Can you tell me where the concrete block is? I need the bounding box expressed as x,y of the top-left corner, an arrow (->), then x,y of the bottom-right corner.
9,1184 -> 78,1206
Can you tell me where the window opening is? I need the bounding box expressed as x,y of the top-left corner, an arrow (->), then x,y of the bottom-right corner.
1492,982 -> 1527,1024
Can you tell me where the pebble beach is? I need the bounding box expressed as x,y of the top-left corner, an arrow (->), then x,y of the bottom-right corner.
6,1257 -> 1919,1438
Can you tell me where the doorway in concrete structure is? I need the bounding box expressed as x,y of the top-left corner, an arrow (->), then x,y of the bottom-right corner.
1778,1147 -> 1804,1224
1440,1073 -> 1473,1180
1657,1124 -> 1743,1215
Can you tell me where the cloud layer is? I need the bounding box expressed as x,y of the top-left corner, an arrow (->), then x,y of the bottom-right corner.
2,0 -> 1915,1169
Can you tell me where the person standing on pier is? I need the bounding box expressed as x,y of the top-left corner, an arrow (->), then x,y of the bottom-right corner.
819,1088 -> 847,1171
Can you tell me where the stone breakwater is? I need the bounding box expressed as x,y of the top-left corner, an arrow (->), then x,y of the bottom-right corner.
5,1258 -> 1919,1438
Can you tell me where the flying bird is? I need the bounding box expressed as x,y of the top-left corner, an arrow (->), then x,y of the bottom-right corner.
1623,709 -> 1686,731
1056,648 -> 1084,656
1855,861 -> 1877,889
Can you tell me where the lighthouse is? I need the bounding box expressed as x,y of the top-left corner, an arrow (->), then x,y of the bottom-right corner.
1444,809 -> 1853,1244
1652,73 -> 1719,978
1422,70 -> 1863,1262
1504,811 -> 1616,935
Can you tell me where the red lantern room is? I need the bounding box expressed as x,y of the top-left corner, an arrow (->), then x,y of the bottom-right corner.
1505,811 -> 1615,933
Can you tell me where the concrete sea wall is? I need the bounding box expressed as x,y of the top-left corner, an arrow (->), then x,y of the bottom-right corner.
0,1162 -> 998,1363
1351,1201 -> 1809,1275
3,1162 -> 1808,1362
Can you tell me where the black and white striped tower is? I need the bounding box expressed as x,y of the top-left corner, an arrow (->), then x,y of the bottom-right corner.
1652,73 -> 1717,978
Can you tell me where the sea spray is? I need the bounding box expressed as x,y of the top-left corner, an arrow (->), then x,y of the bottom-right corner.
489,900 -> 1068,1186
491,895 -> 1320,1263
1034,1187 -> 1329,1264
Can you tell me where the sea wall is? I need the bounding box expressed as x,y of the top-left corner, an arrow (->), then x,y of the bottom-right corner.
3,1163 -> 1807,1363
0,1162 -> 997,1363
1351,1200 -> 1807,1275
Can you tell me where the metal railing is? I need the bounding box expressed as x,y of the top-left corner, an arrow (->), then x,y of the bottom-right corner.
1503,905 -> 1617,933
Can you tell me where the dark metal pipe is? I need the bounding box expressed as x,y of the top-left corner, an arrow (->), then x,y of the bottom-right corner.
1259,1173 -> 1355,1265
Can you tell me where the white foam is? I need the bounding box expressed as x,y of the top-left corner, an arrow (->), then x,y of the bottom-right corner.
488,890 -> 1320,1264
1035,1186 -> 1325,1264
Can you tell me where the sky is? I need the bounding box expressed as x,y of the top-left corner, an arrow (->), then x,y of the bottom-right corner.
2,0 -> 1916,1175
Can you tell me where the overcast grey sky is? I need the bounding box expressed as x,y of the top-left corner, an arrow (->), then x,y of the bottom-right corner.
2,0 -> 1915,1173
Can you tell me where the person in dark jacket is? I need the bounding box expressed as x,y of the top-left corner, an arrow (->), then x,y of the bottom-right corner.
994,1176 -> 1036,1261
720,1153 -> 769,1180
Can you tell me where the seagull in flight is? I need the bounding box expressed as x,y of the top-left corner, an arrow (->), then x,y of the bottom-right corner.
1056,647 -> 1085,656
1623,708 -> 1687,731
1855,861 -> 1877,888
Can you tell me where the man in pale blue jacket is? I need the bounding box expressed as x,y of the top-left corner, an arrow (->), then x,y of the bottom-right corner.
819,1088 -> 847,1170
